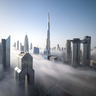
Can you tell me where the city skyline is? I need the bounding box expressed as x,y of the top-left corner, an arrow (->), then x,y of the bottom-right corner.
0,0 -> 96,48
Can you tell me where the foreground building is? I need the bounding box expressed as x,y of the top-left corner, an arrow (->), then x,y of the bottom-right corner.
0,36 -> 10,70
14,52 -> 34,95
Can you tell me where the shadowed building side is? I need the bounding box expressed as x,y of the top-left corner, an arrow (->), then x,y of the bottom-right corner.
82,36 -> 91,66
66,40 -> 71,61
1,36 -> 10,70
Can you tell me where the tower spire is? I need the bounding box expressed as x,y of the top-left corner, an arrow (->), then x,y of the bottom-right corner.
48,13 -> 49,22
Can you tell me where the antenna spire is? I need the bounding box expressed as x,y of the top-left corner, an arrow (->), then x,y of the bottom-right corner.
48,13 -> 49,22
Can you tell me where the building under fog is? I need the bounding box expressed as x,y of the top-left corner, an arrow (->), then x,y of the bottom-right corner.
20,42 -> 22,48
34,47 -> 39,54
14,52 -> 34,95
66,36 -> 91,66
24,35 -> 29,53
30,43 -> 32,50
17,41 -> 19,49
0,36 -> 10,70
13,42 -> 16,47
57,44 -> 60,50
20,45 -> 24,52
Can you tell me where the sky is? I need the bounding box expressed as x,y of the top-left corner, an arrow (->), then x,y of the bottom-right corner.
0,0 -> 96,49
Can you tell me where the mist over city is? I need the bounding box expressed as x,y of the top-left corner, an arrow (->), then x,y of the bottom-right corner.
0,0 -> 96,96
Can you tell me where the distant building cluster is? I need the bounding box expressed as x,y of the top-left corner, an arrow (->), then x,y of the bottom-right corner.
13,35 -> 33,53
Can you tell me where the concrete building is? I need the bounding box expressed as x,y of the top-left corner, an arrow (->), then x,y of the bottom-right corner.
57,44 -> 60,50
43,49 -> 50,60
66,40 -> 71,61
0,43 -> 2,64
24,35 -> 29,53
20,42 -> 22,48
72,38 -> 80,66
17,41 -> 19,49
82,36 -> 91,66
34,47 -> 39,54
43,55 -> 50,60
0,36 -> 10,70
66,36 -> 91,66
20,45 -> 24,52
14,52 -> 34,95
46,13 -> 50,54
30,43 -> 32,50
44,49 -> 49,55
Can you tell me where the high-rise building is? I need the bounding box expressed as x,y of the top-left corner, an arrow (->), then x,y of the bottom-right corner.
24,35 -> 29,53
14,52 -> 34,95
57,44 -> 60,50
72,38 -> 80,66
20,42 -> 22,51
20,45 -> 24,52
34,47 -> 39,54
0,43 -> 2,64
30,43 -> 32,50
0,36 -> 10,70
13,42 -> 16,47
17,41 -> 19,49
66,40 -> 71,61
82,36 -> 91,66
46,13 -> 50,54
66,36 -> 91,66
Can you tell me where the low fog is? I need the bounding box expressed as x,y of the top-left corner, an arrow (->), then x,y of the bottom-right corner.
0,47 -> 96,96
91,47 -> 96,61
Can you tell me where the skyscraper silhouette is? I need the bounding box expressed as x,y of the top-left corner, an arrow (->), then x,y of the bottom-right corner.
46,13 -> 50,54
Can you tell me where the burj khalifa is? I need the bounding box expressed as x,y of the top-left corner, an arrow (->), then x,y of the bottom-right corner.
46,13 -> 50,54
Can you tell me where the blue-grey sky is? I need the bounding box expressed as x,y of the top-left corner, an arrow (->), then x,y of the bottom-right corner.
0,0 -> 96,48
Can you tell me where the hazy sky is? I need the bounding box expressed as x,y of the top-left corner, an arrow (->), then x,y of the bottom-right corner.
0,0 -> 96,48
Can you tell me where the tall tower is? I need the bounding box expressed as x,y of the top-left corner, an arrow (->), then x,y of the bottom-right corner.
24,34 -> 29,53
17,41 -> 19,49
46,13 -> 50,54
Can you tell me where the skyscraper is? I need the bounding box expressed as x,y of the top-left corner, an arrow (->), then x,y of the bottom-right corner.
17,41 -> 19,49
0,36 -> 10,70
30,43 -> 32,50
24,35 -> 29,53
14,52 -> 34,95
34,47 -> 39,54
46,13 -> 50,54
